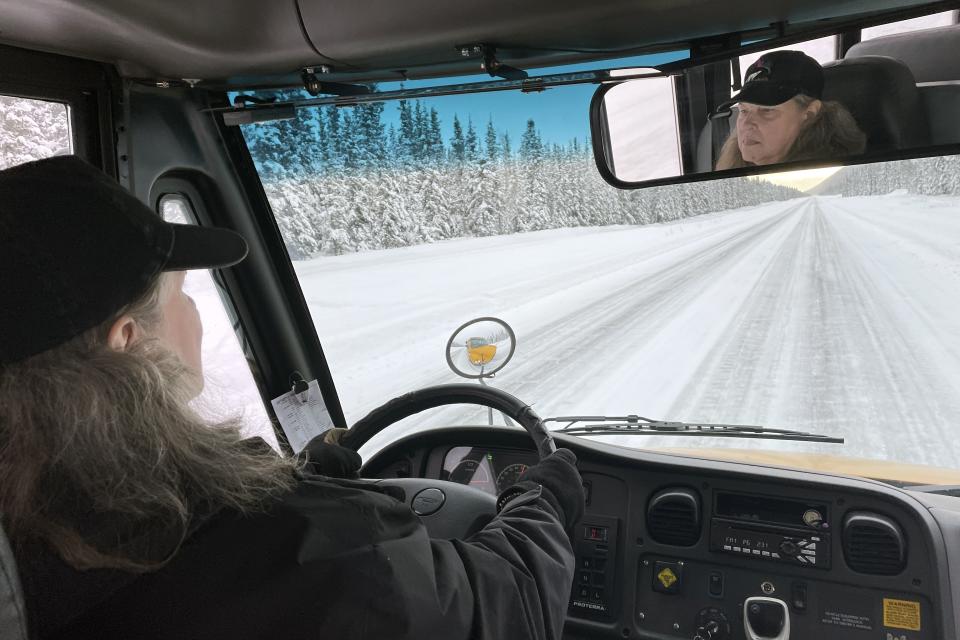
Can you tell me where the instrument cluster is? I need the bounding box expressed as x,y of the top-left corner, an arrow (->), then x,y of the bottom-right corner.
440,446 -> 538,496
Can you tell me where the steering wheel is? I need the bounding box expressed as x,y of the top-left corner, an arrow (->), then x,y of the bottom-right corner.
338,384 -> 556,538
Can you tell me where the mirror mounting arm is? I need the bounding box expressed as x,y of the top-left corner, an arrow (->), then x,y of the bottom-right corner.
457,43 -> 529,82
300,68 -> 371,97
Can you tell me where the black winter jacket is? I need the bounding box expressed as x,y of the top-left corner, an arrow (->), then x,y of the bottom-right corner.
18,476 -> 575,639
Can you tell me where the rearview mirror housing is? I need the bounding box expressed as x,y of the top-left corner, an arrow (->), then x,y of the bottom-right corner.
590,36 -> 960,189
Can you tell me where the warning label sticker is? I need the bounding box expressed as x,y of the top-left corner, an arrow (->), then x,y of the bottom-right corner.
657,568 -> 678,589
883,598 -> 921,631
820,610 -> 873,631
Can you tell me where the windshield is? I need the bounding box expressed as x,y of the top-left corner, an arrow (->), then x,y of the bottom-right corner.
236,67 -> 960,475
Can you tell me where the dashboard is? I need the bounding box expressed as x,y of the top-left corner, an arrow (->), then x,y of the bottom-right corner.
364,426 -> 960,640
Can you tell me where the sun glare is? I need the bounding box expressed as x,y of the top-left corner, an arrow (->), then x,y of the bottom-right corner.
759,166 -> 841,192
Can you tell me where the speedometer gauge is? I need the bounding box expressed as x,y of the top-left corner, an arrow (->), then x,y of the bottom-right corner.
496,463 -> 529,492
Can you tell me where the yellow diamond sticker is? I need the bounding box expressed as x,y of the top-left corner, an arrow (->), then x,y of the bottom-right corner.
657,568 -> 678,589
883,598 -> 921,631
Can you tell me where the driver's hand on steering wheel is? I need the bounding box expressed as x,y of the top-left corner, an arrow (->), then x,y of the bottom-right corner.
496,448 -> 585,536
299,429 -> 363,479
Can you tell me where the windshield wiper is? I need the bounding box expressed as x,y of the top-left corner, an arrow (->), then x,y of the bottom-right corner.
544,415 -> 843,444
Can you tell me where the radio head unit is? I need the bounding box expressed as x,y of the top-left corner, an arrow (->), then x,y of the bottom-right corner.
710,492 -> 831,569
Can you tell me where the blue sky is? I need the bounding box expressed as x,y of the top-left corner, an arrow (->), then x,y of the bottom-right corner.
373,51 -> 687,149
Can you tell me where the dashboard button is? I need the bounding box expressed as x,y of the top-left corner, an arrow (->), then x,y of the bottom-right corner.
791,582 -> 808,612
779,541 -> 799,556
584,526 -> 608,542
708,572 -> 724,598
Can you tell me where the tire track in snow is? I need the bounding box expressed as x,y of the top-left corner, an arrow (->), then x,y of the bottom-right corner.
661,199 -> 959,466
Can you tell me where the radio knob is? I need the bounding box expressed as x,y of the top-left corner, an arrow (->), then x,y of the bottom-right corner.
779,540 -> 799,556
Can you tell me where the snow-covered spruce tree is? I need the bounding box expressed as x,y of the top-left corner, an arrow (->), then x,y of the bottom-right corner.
514,119 -> 551,232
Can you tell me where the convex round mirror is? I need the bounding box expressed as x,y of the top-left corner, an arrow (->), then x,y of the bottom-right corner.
445,317 -> 516,379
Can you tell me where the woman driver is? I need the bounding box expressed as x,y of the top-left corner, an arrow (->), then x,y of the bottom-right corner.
0,156 -> 584,639
715,50 -> 866,170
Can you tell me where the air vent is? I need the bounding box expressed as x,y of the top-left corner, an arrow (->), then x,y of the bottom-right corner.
843,511 -> 907,575
646,488 -> 701,546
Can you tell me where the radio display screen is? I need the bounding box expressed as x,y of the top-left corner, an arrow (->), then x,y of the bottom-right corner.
715,492 -> 829,528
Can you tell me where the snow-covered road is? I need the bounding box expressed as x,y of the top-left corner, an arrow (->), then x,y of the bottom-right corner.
293,194 -> 960,467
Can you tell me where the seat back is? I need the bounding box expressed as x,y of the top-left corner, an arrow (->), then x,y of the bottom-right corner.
847,24 -> 960,145
0,523 -> 28,640
820,55 -> 930,153
846,24 -> 960,83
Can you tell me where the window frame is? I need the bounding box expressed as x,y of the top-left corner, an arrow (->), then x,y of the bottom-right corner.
0,42 -> 118,175
156,188 -> 281,449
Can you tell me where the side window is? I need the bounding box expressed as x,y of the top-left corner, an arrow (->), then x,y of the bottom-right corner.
739,35 -> 838,73
160,195 -> 279,450
0,95 -> 72,170
861,11 -> 957,40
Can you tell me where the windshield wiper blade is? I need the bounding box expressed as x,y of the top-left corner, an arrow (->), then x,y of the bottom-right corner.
543,415 -> 843,444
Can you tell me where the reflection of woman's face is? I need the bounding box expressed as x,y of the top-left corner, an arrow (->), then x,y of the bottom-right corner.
736,98 -> 818,165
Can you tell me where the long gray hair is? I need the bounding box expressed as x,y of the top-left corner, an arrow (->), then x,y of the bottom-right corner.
715,95 -> 867,170
0,274 -> 299,571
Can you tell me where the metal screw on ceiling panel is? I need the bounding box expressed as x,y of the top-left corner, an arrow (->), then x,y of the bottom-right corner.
673,623 -> 680,631
638,612 -> 645,621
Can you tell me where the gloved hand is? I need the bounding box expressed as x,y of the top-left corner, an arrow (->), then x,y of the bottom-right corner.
299,428 -> 362,479
496,448 -> 585,533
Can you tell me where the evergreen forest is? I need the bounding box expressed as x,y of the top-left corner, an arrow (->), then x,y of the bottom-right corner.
240,97 -> 801,258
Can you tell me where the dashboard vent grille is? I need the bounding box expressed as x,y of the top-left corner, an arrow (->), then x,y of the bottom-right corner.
646,488 -> 701,546
843,511 -> 906,575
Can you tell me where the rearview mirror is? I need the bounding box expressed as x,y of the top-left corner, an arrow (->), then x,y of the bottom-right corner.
592,47 -> 958,187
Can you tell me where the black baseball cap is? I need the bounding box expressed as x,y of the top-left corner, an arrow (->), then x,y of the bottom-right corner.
0,155 -> 248,364
719,50 -> 824,111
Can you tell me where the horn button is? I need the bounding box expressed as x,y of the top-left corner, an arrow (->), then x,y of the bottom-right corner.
412,488 -> 446,515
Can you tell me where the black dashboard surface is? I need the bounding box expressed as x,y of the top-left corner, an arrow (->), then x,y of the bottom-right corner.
363,426 -> 960,640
